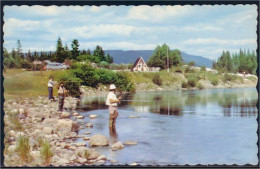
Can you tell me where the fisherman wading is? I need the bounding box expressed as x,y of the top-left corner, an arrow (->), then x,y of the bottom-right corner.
106,84 -> 121,131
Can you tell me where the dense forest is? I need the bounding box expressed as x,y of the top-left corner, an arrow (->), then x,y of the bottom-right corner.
3,38 -> 113,69
213,49 -> 257,74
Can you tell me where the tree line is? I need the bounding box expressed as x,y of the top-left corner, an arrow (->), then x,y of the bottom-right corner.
213,49 -> 257,74
3,38 -> 114,69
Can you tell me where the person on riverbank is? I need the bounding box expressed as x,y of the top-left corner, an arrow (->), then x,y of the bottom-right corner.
106,84 -> 121,131
48,77 -> 55,101
58,82 -> 68,112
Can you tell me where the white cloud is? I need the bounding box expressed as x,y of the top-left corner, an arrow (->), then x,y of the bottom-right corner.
3,18 -> 41,37
182,38 -> 256,46
128,5 -> 194,22
89,6 -> 101,13
182,26 -> 222,32
81,41 -> 157,50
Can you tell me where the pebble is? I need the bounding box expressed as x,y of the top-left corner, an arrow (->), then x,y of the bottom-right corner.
76,116 -> 84,119
89,115 -> 97,119
86,123 -> 93,128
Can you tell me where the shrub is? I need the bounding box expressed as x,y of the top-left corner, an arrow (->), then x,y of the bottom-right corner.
223,73 -> 237,83
40,140 -> 53,166
211,78 -> 219,86
182,82 -> 188,88
185,66 -> 195,73
187,77 -> 196,87
200,66 -> 206,72
197,83 -> 204,90
175,67 -> 182,73
15,135 -> 32,164
188,61 -> 195,66
152,74 -> 163,86
58,73 -> 82,97
69,63 -> 135,92
115,72 -> 135,92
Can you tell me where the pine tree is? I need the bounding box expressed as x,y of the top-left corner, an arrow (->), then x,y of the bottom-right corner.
93,45 -> 105,62
27,49 -> 33,62
16,40 -> 23,58
71,39 -> 80,60
56,37 -> 65,62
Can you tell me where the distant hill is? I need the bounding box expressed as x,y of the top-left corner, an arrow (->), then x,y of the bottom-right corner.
104,50 -> 213,68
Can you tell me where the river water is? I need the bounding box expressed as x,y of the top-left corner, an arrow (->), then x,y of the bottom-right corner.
74,88 -> 258,165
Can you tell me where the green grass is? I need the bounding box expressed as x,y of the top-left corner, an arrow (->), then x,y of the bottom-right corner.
40,140 -> 53,166
4,69 -> 67,100
15,135 -> 32,165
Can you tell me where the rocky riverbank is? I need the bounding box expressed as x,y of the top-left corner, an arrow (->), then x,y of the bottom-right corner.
3,96 -> 120,166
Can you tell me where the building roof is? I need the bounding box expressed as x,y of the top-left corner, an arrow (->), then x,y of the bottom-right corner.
132,57 -> 147,69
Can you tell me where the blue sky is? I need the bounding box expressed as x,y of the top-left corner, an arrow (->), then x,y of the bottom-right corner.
3,5 -> 257,60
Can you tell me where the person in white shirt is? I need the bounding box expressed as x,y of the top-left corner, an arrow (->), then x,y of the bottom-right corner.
48,77 -> 55,101
106,84 -> 121,130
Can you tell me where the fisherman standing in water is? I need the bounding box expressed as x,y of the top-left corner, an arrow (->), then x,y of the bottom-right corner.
106,84 -> 121,132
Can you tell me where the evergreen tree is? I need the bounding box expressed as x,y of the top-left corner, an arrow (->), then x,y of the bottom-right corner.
63,44 -> 71,60
86,49 -> 91,55
16,40 -> 22,58
56,37 -> 65,62
27,49 -> 33,62
93,45 -> 105,62
71,39 -> 80,60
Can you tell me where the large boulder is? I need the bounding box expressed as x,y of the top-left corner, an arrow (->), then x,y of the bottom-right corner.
56,119 -> 79,136
89,134 -> 109,147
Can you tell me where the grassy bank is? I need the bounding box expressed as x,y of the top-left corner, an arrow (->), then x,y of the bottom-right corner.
128,66 -> 257,91
3,69 -> 69,100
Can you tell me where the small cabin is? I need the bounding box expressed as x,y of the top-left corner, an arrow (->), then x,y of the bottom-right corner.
132,57 -> 149,72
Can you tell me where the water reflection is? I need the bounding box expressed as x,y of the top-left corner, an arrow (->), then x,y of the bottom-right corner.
79,88 -> 258,117
109,127 -> 118,144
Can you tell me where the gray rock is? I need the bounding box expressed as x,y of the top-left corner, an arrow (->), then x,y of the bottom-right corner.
70,155 -> 77,161
9,130 -> 15,137
43,127 -> 53,134
78,157 -> 87,163
76,115 -> 84,119
96,155 -> 106,161
87,149 -> 100,160
89,134 -> 109,147
73,112 -> 79,116
123,140 -> 138,145
60,112 -> 70,118
89,115 -> 97,119
8,145 -> 16,152
86,123 -> 93,128
111,142 -> 124,151
83,137 -> 90,141
56,119 -> 79,135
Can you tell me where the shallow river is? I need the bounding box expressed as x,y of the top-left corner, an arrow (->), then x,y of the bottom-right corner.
74,88 -> 258,165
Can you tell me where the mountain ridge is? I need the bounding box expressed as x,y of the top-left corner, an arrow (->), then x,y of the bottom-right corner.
104,50 -> 213,68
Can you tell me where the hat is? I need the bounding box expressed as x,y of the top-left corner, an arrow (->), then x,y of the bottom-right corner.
109,84 -> 116,90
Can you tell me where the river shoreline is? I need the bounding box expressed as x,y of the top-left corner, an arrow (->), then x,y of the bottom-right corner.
3,96 -> 117,166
